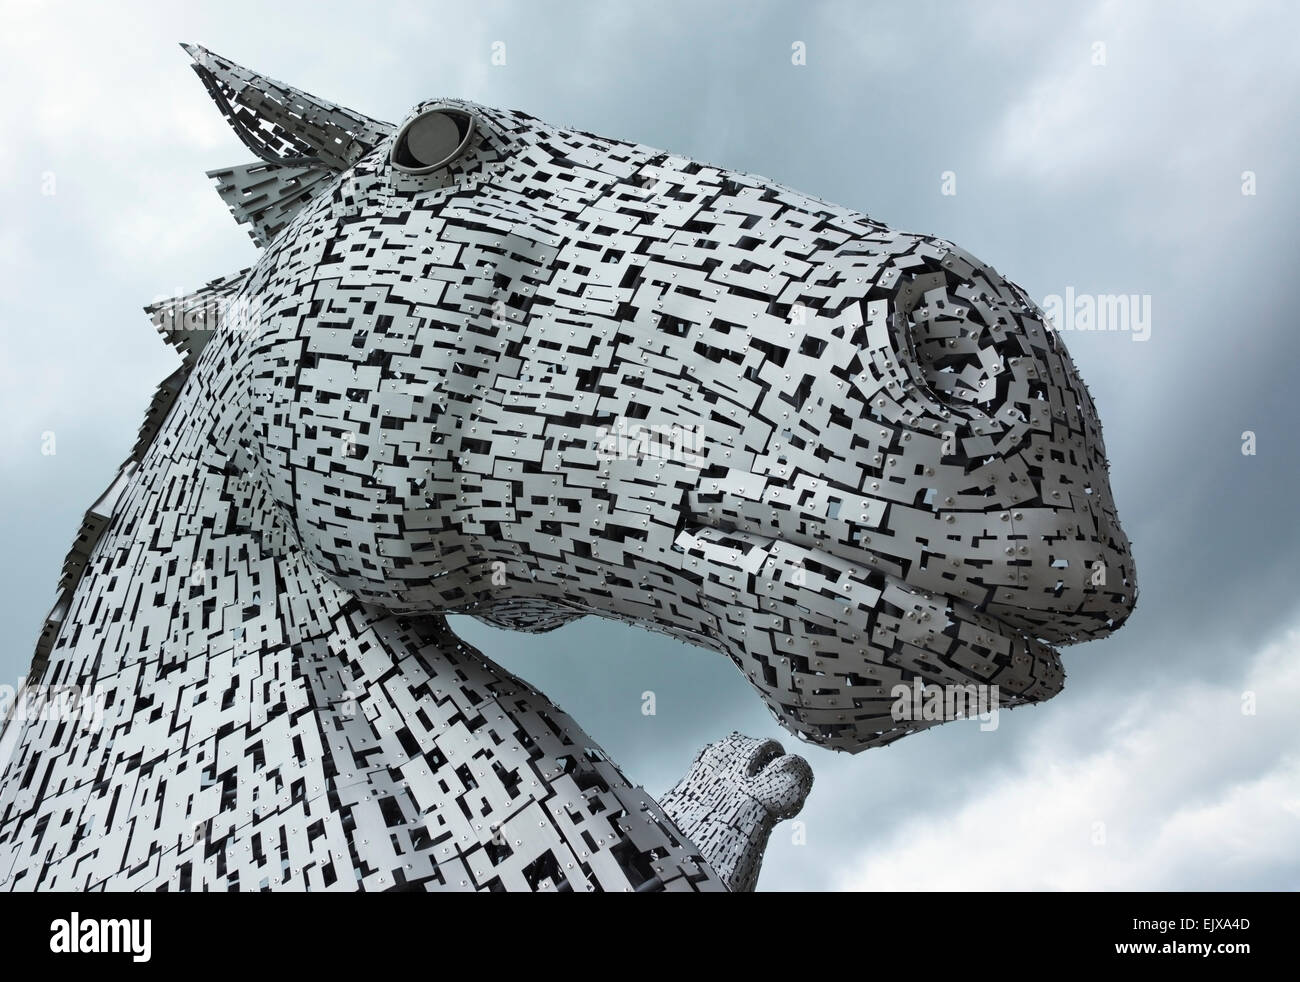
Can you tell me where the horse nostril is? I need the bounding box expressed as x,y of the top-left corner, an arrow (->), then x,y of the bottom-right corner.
857,250 -> 1138,646
893,265 -> 1012,415
745,739 -> 784,777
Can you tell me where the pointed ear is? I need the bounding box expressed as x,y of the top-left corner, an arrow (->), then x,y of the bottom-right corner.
182,43 -> 393,169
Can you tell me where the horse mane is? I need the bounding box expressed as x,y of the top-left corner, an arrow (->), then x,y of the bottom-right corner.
23,42 -> 392,686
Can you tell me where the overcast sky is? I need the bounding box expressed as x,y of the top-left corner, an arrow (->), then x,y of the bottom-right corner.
1,0 -> 1296,889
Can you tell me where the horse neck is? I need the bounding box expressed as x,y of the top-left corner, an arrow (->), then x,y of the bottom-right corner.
46,391 -> 339,688
2,372 -> 724,891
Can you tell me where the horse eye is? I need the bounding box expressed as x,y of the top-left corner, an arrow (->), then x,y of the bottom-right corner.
391,108 -> 475,174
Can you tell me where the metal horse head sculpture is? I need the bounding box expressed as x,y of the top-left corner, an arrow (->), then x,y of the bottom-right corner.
0,45 -> 1135,892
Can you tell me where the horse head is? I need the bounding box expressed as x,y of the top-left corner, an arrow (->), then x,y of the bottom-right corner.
174,45 -> 1138,753
1,45 -> 1138,893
